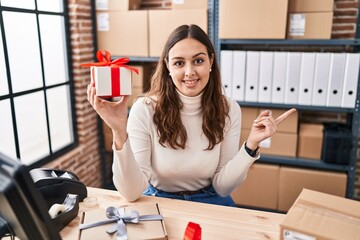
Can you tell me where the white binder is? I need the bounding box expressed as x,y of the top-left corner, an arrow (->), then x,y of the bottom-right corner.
231,51 -> 246,101
326,53 -> 347,107
341,53 -> 360,108
271,52 -> 287,104
258,51 -> 274,103
298,52 -> 316,105
285,52 -> 301,104
245,51 -> 260,102
220,50 -> 233,98
312,52 -> 331,106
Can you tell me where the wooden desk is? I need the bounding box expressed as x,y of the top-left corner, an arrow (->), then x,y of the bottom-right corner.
61,187 -> 285,240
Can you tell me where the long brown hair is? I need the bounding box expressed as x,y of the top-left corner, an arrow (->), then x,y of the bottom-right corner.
145,24 -> 229,150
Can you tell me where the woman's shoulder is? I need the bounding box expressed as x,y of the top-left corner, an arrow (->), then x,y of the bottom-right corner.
130,96 -> 157,113
224,96 -> 240,112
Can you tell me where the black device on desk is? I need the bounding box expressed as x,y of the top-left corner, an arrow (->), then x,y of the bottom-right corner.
0,152 -> 62,240
30,168 -> 87,208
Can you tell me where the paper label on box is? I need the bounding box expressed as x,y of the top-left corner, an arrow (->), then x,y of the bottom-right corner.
289,14 -> 306,36
260,137 -> 271,148
173,0 -> 185,4
96,0 -> 108,10
284,229 -> 316,240
97,13 -> 110,31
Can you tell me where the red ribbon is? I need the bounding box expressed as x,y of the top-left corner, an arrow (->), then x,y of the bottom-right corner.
183,222 -> 201,240
80,49 -> 139,75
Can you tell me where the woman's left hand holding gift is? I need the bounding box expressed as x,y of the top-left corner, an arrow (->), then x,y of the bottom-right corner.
87,82 -> 129,150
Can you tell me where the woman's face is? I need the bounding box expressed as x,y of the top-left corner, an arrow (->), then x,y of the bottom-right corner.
167,38 -> 214,97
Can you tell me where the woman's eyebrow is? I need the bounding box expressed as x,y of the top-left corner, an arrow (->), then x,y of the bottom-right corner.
170,52 -> 207,61
192,52 -> 207,58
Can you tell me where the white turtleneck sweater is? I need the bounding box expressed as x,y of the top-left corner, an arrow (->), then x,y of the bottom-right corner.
112,92 -> 259,202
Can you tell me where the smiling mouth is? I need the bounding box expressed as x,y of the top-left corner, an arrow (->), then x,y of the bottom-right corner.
182,79 -> 199,84
182,79 -> 199,87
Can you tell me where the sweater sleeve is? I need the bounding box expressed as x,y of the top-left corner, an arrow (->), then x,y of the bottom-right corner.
212,100 -> 259,197
112,98 -> 152,202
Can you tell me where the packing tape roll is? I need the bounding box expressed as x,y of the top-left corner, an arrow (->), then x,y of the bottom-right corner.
48,203 -> 66,218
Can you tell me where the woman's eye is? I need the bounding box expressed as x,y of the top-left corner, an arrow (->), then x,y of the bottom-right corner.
194,58 -> 204,64
174,61 -> 184,67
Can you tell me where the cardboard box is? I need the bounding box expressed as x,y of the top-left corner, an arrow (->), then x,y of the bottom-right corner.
278,167 -> 347,212
288,0 -> 334,13
287,12 -> 333,39
258,108 -> 299,133
90,66 -> 133,97
149,9 -> 208,57
80,203 -> 167,240
97,10 -> 148,57
240,129 -> 297,157
172,0 -> 208,9
231,163 -> 279,209
297,123 -> 324,160
280,189 -> 360,240
241,107 -> 259,130
130,65 -> 151,90
95,0 -> 141,11
219,0 -> 288,39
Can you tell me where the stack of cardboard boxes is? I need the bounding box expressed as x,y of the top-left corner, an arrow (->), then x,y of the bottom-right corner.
219,0 -> 333,40
287,0 -> 334,39
96,0 -> 208,58
233,107 -> 347,212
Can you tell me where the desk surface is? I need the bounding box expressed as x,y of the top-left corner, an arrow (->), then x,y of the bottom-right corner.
61,187 -> 285,240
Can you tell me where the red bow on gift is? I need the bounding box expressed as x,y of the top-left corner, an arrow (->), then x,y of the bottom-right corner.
183,222 -> 201,240
80,50 -> 139,75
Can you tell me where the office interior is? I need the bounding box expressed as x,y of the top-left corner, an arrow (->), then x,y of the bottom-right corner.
1,0 -> 360,239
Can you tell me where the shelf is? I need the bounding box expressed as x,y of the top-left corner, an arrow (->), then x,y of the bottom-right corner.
112,56 -> 159,63
220,39 -> 360,46
237,101 -> 356,113
258,155 -> 350,172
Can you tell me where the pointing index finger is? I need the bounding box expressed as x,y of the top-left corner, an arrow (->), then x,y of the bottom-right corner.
275,108 -> 297,125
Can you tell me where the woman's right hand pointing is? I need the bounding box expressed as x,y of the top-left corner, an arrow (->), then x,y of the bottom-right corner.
246,108 -> 297,151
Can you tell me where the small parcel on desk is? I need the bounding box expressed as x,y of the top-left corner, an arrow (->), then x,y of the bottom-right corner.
280,188 -> 360,240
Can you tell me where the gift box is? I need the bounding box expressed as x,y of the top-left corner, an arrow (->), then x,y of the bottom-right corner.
80,203 -> 167,240
81,50 -> 138,98
91,66 -> 132,97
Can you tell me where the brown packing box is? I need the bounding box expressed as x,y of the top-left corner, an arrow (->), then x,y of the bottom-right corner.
114,64 -> 152,107
280,189 -> 360,240
97,10 -> 148,57
127,86 -> 143,108
288,0 -> 334,13
219,0 -> 288,39
240,129 -> 297,157
287,12 -> 333,39
258,108 -> 299,133
172,0 -> 208,9
231,163 -> 279,209
131,65 -> 151,90
148,9 -> 208,57
297,123 -> 324,160
240,107 -> 259,130
80,203 -> 167,240
96,0 -> 141,11
278,167 -> 347,212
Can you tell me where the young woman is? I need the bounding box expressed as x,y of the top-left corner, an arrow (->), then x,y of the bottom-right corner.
87,24 -> 296,207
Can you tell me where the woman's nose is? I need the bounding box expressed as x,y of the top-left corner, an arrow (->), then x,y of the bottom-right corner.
185,66 -> 195,77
